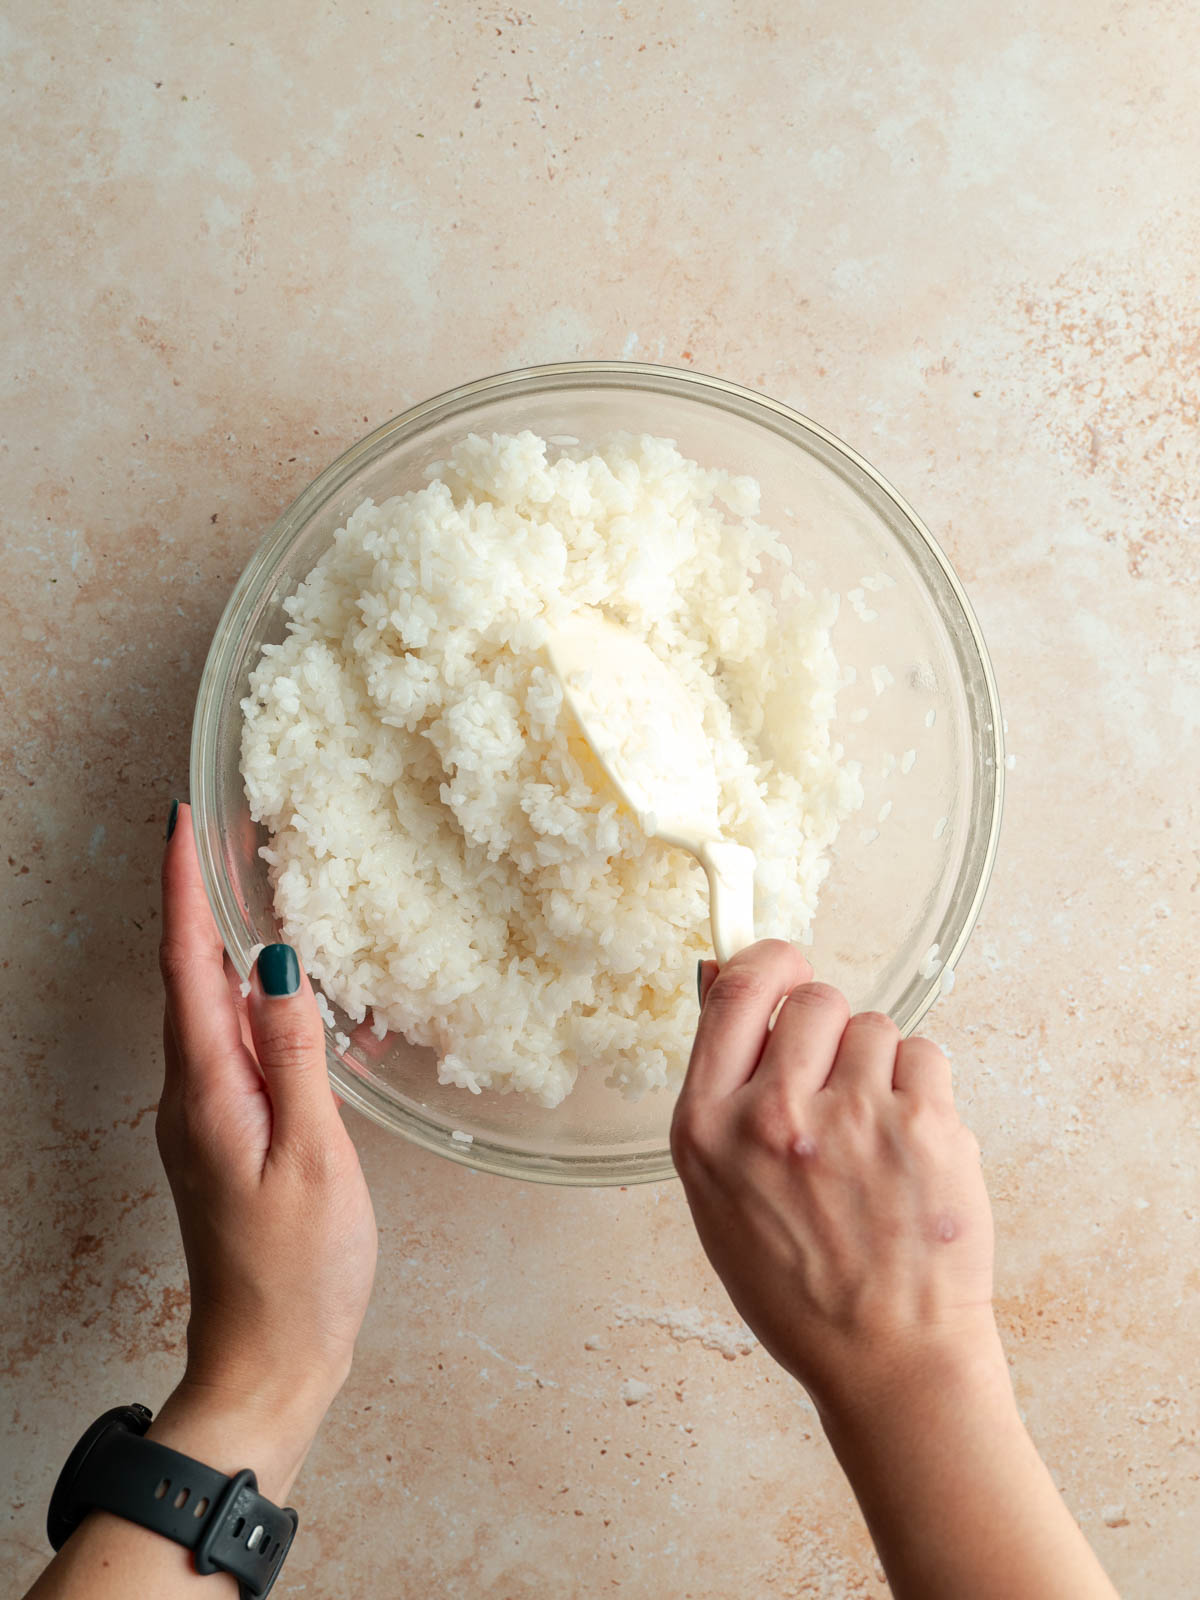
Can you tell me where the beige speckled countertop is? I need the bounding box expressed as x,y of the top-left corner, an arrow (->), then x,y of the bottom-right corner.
3,4 -> 1197,1594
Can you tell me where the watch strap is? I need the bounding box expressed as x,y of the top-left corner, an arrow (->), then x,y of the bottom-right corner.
51,1408 -> 297,1599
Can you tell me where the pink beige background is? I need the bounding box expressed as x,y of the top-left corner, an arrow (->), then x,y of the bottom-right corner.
3,3 -> 1197,1595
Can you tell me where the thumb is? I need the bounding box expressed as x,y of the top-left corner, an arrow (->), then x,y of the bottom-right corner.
247,943 -> 336,1147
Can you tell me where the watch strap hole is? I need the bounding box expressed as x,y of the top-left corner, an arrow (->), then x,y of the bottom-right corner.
193,1496 -> 209,1518
154,1478 -> 170,1500
173,1487 -> 190,1510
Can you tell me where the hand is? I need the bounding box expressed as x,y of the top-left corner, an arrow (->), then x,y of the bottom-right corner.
154,804 -> 378,1498
672,944 -> 1119,1600
672,942 -> 1002,1422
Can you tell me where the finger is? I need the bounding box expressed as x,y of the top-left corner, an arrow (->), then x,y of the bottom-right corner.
246,943 -> 337,1148
681,940 -> 813,1103
754,981 -> 852,1097
823,1010 -> 901,1097
892,1035 -> 955,1105
160,801 -> 252,1095
698,960 -> 718,1007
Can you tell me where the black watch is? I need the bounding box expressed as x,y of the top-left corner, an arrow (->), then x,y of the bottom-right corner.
47,1404 -> 298,1599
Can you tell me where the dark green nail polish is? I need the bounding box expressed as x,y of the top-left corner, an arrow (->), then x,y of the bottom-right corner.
259,943 -> 300,997
696,959 -> 704,1005
166,799 -> 180,840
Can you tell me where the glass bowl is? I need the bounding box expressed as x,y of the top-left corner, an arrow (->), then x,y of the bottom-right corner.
192,362 -> 1004,1186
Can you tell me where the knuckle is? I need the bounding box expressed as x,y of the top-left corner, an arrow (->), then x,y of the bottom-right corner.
744,1088 -> 799,1156
783,981 -> 848,1014
752,937 -> 799,962
158,936 -> 191,987
706,966 -> 770,1011
257,1024 -> 322,1074
902,1099 -> 958,1153
848,1009 -> 899,1039
670,1101 -> 713,1173
903,1034 -> 947,1068
907,1030 -> 942,1054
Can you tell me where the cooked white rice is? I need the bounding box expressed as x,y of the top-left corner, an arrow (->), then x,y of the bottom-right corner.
240,430 -> 862,1107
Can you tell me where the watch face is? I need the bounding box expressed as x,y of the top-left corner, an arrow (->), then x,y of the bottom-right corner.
46,1405 -> 153,1551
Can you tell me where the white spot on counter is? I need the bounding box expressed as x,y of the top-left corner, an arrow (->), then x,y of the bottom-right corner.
613,1304 -> 757,1360
620,1378 -> 653,1405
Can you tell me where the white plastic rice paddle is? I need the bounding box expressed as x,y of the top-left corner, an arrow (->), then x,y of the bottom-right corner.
545,611 -> 757,965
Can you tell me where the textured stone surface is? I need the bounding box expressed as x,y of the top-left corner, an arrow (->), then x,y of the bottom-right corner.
2,3 -> 1196,1593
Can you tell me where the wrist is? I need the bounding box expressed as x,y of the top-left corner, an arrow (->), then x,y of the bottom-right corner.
149,1375 -> 333,1503
815,1313 -> 1015,1449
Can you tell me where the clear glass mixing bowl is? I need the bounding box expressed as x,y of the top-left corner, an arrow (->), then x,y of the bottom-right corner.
192,362 -> 1004,1185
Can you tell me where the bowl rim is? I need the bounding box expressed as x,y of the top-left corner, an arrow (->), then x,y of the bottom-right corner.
191,359 -> 1005,1186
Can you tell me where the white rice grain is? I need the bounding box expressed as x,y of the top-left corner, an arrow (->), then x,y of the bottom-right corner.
241,431 -> 863,1107
918,943 -> 943,979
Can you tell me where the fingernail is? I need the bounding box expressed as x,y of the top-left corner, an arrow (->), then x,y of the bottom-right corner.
696,959 -> 704,1005
166,798 -> 180,840
259,943 -> 300,997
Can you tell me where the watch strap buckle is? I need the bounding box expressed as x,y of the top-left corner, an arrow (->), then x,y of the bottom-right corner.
194,1467 -> 298,1599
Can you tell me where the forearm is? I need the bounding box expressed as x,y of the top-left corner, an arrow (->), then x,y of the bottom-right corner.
820,1335 -> 1119,1600
23,1382 -> 322,1600
23,1507 -> 240,1600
